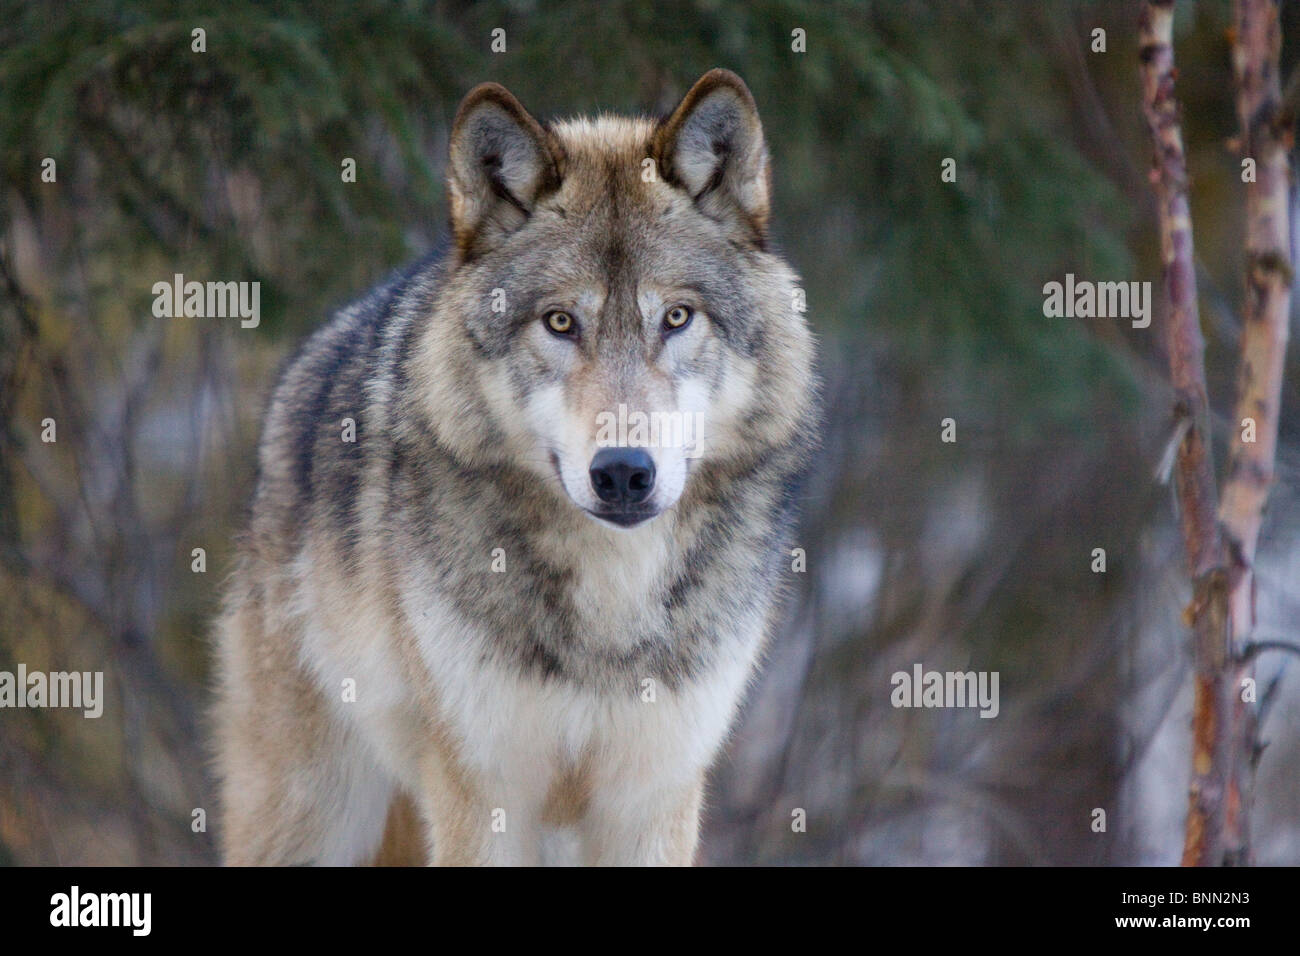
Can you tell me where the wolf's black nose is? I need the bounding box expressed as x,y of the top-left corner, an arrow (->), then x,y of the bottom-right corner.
589,448 -> 656,505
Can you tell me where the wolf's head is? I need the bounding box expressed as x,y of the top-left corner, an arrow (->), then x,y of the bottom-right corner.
418,70 -> 814,530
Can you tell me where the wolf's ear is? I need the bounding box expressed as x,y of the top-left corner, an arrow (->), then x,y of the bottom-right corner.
652,69 -> 771,245
448,83 -> 562,257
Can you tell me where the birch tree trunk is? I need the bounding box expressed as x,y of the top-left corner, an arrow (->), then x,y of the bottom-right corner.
1218,0 -> 1294,865
1137,0 -> 1234,867
1140,0 -> 1293,866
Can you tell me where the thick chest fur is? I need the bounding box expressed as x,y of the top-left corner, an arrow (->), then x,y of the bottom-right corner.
291,526 -> 771,812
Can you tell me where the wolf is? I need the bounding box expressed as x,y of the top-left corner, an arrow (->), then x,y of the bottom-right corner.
213,69 -> 819,866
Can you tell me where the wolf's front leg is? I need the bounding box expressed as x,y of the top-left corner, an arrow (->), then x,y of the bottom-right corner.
416,753 -> 542,866
581,780 -> 704,866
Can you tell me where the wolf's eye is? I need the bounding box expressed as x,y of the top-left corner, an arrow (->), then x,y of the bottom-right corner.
545,310 -> 575,335
664,304 -> 694,332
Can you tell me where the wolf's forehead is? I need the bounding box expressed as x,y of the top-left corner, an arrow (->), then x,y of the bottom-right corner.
547,116 -> 663,212
551,115 -> 657,166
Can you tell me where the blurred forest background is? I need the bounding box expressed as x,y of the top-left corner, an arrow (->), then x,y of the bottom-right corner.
1,0 -> 1297,865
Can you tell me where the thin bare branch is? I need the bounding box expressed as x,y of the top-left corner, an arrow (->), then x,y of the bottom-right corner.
1239,639 -> 1300,663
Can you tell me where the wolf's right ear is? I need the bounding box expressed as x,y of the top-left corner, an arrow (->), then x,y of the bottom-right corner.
447,83 -> 562,258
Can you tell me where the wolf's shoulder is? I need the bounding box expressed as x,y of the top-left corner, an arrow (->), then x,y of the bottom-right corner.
251,247 -> 446,510
271,247 -> 445,403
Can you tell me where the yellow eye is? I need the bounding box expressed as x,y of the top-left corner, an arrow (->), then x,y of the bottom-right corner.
545,310 -> 575,335
664,305 -> 693,331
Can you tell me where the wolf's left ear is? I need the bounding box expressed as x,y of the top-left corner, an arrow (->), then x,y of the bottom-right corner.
652,69 -> 771,244
448,83 -> 563,257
